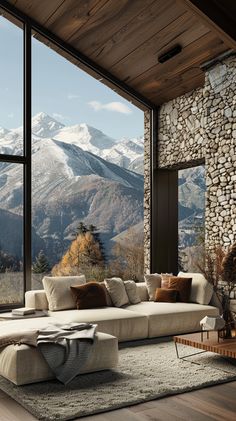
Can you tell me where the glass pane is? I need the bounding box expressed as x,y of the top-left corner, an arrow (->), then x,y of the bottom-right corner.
32,35 -> 144,287
0,162 -> 24,305
0,12 -> 23,156
178,165 -> 205,272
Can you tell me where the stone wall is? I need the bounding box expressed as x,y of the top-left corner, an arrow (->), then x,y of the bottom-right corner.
158,56 -> 236,251
143,56 -> 236,270
144,110 -> 151,272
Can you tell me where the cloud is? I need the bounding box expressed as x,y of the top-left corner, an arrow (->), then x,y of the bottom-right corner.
88,100 -> 132,115
67,94 -> 80,100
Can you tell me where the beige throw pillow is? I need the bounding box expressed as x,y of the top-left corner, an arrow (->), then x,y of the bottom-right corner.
104,277 -> 129,307
124,280 -> 141,304
42,275 -> 86,311
144,273 -> 162,301
178,272 -> 213,305
100,281 -> 113,306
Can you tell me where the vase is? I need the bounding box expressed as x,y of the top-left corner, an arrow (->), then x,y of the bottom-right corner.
218,295 -> 235,339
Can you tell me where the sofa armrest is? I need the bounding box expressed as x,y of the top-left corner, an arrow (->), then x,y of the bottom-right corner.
25,290 -> 49,310
136,282 -> 149,301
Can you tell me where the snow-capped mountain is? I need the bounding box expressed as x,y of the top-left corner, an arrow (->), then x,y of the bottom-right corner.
32,112 -> 64,137
0,113 -> 144,174
54,122 -> 116,152
0,114 -> 144,263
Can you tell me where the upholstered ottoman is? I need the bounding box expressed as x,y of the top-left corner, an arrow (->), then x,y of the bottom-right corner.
0,331 -> 118,385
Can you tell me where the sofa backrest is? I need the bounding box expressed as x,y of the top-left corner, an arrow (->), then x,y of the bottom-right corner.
25,281 -> 220,311
25,282 -> 149,310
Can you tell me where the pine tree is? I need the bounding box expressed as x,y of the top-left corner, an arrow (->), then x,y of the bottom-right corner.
32,250 -> 50,274
88,224 -> 106,264
77,222 -> 87,235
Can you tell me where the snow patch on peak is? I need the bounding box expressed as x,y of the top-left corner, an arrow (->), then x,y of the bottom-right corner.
32,112 -> 64,137
54,122 -> 116,153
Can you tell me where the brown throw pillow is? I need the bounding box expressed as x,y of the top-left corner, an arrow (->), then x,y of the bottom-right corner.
168,276 -> 192,302
70,282 -> 107,309
155,288 -> 177,303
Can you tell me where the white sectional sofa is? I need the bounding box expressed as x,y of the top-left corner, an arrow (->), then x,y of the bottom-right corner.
0,276 -> 219,385
26,281 -> 219,341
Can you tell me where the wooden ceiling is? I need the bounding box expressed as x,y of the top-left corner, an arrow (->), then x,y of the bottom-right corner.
4,0 -> 236,109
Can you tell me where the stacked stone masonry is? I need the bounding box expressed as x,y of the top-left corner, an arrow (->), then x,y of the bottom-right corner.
144,56 -> 236,270
158,56 -> 236,252
144,110 -> 151,272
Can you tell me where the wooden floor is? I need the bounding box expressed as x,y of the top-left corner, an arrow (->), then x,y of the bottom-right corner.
0,381 -> 236,421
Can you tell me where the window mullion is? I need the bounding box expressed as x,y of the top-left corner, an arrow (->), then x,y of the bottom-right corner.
23,22 -> 32,294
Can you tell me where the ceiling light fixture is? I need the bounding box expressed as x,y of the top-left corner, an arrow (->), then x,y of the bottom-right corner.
158,45 -> 182,64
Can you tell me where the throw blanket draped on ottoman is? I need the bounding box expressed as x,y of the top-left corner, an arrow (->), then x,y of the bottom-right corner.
37,322 -> 97,384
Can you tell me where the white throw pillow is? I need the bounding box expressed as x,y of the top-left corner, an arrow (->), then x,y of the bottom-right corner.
43,275 -> 86,311
144,273 -> 162,301
178,272 -> 213,305
104,277 -> 129,307
124,280 -> 141,304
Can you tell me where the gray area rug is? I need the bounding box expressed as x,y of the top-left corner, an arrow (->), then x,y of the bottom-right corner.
1,338 -> 236,421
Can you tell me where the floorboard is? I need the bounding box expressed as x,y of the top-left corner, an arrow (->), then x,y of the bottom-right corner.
0,382 -> 236,420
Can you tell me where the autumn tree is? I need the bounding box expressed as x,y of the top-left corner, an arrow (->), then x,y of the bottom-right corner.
52,223 -> 105,280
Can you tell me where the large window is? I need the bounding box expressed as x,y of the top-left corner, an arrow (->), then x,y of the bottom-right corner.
0,12 -> 24,306
0,6 -> 145,308
178,165 -> 205,272
31,35 -> 144,287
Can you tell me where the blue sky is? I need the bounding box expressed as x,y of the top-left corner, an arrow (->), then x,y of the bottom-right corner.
0,16 -> 143,139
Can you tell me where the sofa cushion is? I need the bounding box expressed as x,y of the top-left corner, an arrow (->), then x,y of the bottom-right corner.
25,290 -> 49,310
48,307 -> 148,342
70,282 -> 107,309
104,278 -> 129,307
144,273 -> 162,301
126,301 -> 219,338
124,281 -> 141,304
0,330 -> 118,385
136,282 -> 149,301
168,276 -> 192,302
155,288 -> 177,303
178,272 -> 213,305
42,275 -> 86,311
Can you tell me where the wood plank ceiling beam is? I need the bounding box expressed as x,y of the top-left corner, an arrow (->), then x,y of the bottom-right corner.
0,0 -> 154,111
182,0 -> 236,50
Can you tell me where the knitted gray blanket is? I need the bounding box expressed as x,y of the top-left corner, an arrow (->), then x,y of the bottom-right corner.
37,322 -> 97,385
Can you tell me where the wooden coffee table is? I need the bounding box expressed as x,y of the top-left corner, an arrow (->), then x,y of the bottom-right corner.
174,331 -> 236,360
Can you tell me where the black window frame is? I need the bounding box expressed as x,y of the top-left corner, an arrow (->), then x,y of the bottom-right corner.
0,11 -> 30,310
0,0 -> 154,309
